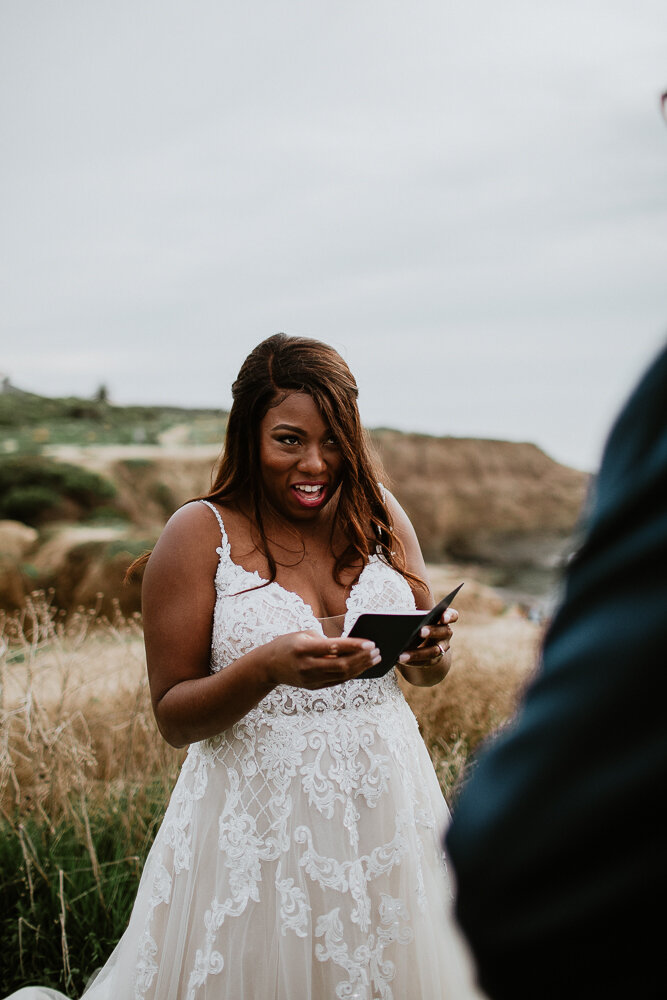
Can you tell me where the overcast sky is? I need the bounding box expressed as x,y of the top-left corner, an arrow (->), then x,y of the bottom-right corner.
1,1 -> 666,471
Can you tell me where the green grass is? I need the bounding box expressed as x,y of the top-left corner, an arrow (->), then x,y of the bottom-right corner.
0,387 -> 228,453
0,783 -> 172,996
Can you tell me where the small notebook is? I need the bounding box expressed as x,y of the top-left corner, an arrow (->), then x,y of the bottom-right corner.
349,583 -> 464,679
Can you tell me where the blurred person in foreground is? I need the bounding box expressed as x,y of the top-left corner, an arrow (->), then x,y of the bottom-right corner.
446,101 -> 667,997
449,340 -> 667,998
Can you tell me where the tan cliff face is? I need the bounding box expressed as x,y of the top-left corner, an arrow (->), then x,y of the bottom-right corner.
371,430 -> 589,565
0,431 -> 590,615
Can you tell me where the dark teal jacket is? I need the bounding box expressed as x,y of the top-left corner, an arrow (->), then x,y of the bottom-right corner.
446,343 -> 667,998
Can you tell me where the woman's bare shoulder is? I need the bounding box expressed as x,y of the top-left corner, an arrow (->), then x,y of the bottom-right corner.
146,501 -> 226,577
380,487 -> 431,598
381,487 -> 415,538
163,498 -> 245,529
163,499 -> 259,560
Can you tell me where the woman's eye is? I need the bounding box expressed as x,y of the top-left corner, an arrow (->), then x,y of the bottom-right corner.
325,436 -> 338,447
279,435 -> 300,445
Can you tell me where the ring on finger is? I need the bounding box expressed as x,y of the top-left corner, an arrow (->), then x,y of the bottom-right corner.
429,643 -> 446,665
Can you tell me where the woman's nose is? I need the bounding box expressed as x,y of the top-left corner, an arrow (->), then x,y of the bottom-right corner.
298,445 -> 326,474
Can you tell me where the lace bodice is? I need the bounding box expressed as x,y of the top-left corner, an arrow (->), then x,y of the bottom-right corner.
202,499 -> 417,719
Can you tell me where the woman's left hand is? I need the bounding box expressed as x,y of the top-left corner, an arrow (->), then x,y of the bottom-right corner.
397,607 -> 458,686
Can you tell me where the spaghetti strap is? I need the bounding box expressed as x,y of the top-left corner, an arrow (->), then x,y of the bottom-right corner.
199,499 -> 230,554
375,482 -> 390,555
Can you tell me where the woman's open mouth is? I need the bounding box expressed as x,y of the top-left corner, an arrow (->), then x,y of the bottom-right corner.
290,483 -> 328,508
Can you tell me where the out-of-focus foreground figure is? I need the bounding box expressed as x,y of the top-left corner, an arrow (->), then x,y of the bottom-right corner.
447,337 -> 667,999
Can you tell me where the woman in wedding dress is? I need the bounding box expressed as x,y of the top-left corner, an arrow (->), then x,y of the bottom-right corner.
8,334 -> 480,1000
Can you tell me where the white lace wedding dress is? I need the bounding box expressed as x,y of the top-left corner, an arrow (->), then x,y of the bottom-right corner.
8,500 -> 480,1000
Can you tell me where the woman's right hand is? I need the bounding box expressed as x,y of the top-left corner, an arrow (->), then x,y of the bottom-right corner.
263,630 -> 381,689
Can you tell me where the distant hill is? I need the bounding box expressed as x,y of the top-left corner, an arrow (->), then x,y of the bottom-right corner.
0,379 -> 227,449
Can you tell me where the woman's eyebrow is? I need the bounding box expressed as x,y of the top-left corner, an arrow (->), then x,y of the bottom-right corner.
271,422 -> 332,437
271,423 -> 305,433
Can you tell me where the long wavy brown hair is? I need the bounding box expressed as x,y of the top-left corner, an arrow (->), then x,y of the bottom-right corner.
129,333 -> 419,590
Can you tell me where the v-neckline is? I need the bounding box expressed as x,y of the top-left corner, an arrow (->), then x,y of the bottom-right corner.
225,550 -> 377,626
203,498 -> 380,626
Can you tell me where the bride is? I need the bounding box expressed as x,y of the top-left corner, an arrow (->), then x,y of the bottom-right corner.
8,334 -> 478,999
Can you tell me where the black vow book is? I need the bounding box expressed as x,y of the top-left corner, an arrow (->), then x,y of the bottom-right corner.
350,583 -> 464,679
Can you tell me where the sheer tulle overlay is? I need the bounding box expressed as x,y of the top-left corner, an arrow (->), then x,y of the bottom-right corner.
6,501 -> 480,999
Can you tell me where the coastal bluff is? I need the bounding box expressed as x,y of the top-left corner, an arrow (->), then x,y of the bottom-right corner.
371,429 -> 588,565
0,428 -> 589,617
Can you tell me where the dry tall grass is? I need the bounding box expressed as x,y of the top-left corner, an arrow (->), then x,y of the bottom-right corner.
0,593 -> 183,824
400,614 -> 541,798
0,590 -> 542,993
401,616 -> 541,748
1,590 -> 540,822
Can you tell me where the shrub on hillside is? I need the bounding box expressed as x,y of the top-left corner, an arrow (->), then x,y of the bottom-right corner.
0,456 -> 118,526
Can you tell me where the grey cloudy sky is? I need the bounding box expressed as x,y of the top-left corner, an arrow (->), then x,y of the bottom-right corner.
2,0 -> 666,471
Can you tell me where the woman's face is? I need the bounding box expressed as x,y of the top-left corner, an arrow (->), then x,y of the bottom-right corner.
258,391 -> 344,521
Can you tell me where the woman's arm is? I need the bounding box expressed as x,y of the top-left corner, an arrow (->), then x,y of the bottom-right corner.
384,491 -> 457,688
142,503 -> 380,747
